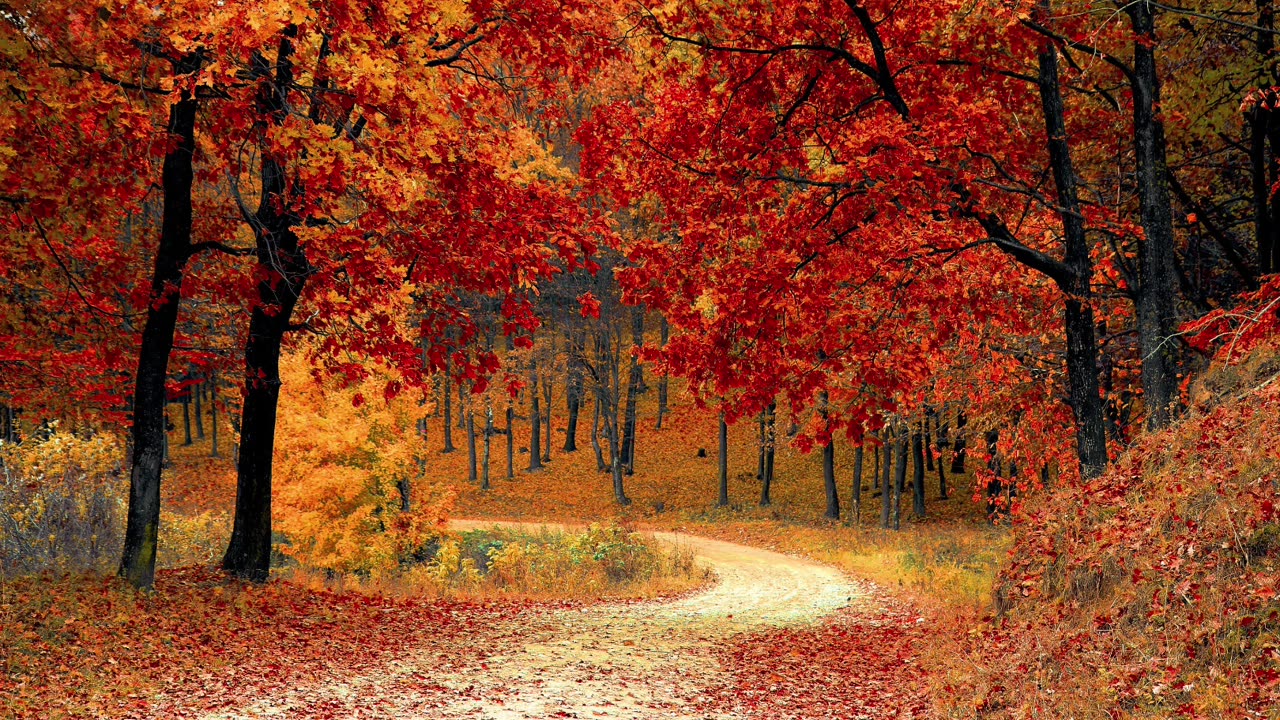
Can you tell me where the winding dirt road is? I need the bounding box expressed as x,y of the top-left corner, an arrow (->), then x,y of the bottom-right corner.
205,522 -> 860,719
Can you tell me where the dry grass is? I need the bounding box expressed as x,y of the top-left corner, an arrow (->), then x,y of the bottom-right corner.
287,523 -> 710,603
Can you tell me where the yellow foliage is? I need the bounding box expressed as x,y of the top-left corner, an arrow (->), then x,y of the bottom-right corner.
272,353 -> 450,576
0,426 -> 123,576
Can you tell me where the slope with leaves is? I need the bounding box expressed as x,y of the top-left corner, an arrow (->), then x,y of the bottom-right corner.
936,338 -> 1280,717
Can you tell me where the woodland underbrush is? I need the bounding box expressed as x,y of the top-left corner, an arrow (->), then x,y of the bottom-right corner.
294,523 -> 709,601
932,346 -> 1280,719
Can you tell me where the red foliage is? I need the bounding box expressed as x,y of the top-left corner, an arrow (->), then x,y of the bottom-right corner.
0,568 -> 555,719
699,587 -> 931,719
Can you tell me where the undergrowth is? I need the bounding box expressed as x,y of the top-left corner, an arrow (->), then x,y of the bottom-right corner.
292,523 -> 709,602
932,345 -> 1280,719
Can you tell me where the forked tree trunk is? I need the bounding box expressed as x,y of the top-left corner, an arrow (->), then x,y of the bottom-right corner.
760,402 -> 776,507
223,32 -> 311,583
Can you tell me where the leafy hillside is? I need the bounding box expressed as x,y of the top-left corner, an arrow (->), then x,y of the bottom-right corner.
939,346 -> 1280,718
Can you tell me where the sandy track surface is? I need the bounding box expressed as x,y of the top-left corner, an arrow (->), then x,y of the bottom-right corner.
204,521 -> 859,719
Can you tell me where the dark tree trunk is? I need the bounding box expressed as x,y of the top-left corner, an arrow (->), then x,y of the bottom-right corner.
656,316 -> 669,429
621,310 -> 643,476
193,381 -> 204,439
1038,36 -> 1110,478
466,405 -> 478,483
119,70 -> 199,590
986,430 -> 1003,521
911,426 -> 926,519
222,33 -> 310,583
717,411 -> 730,507
564,330 -> 584,452
528,356 -> 543,472
542,367 -> 552,464
760,402 -> 775,507
210,373 -> 220,458
1125,3 -> 1181,430
756,411 -> 766,480
1251,3 -> 1279,275
441,365 -> 456,453
819,392 -> 839,520
880,429 -> 893,529
851,444 -> 864,527
396,479 -> 411,512
891,430 -> 907,531
922,415 -> 933,471
482,399 -> 492,491
591,398 -> 606,472
506,404 -> 515,479
951,411 -> 967,473
181,394 -> 193,446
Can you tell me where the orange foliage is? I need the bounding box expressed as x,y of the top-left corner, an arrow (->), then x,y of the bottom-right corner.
934,346 -> 1280,718
0,568 -> 545,719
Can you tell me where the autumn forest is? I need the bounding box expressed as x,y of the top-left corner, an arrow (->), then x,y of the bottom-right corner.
2,0 -> 1279,717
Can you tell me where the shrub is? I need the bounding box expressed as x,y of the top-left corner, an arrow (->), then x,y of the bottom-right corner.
0,428 -> 123,577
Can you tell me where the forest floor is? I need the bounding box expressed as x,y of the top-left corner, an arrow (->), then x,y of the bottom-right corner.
179,524 -> 927,720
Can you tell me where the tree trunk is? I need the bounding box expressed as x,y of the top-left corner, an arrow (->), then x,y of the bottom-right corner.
119,72 -> 199,589
1125,3 -> 1181,430
760,402 -> 775,506
911,425 -> 926,519
1250,0 -> 1278,276
222,33 -> 310,583
194,380 -> 205,439
950,410 -> 967,473
466,405 -> 478,483
820,392 -> 839,520
591,398 -> 606,472
851,444 -> 864,527
528,356 -> 543,472
1038,32 -> 1110,478
717,411 -> 729,507
181,393 -> 193,446
564,330 -> 583,452
756,411 -> 766,480
542,372 -> 552,464
441,365 -> 456,453
656,316 -> 669,429
210,373 -> 220,458
880,428 -> 893,529
506,404 -> 515,479
986,430 -> 1003,521
891,430 -> 907,531
621,310 -> 643,475
482,398 -> 492,491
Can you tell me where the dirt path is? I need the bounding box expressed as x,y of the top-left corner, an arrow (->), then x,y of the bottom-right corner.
203,521 -> 860,719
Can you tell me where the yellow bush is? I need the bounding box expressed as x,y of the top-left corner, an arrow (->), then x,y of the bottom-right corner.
272,355 -> 450,577
0,427 -> 124,577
